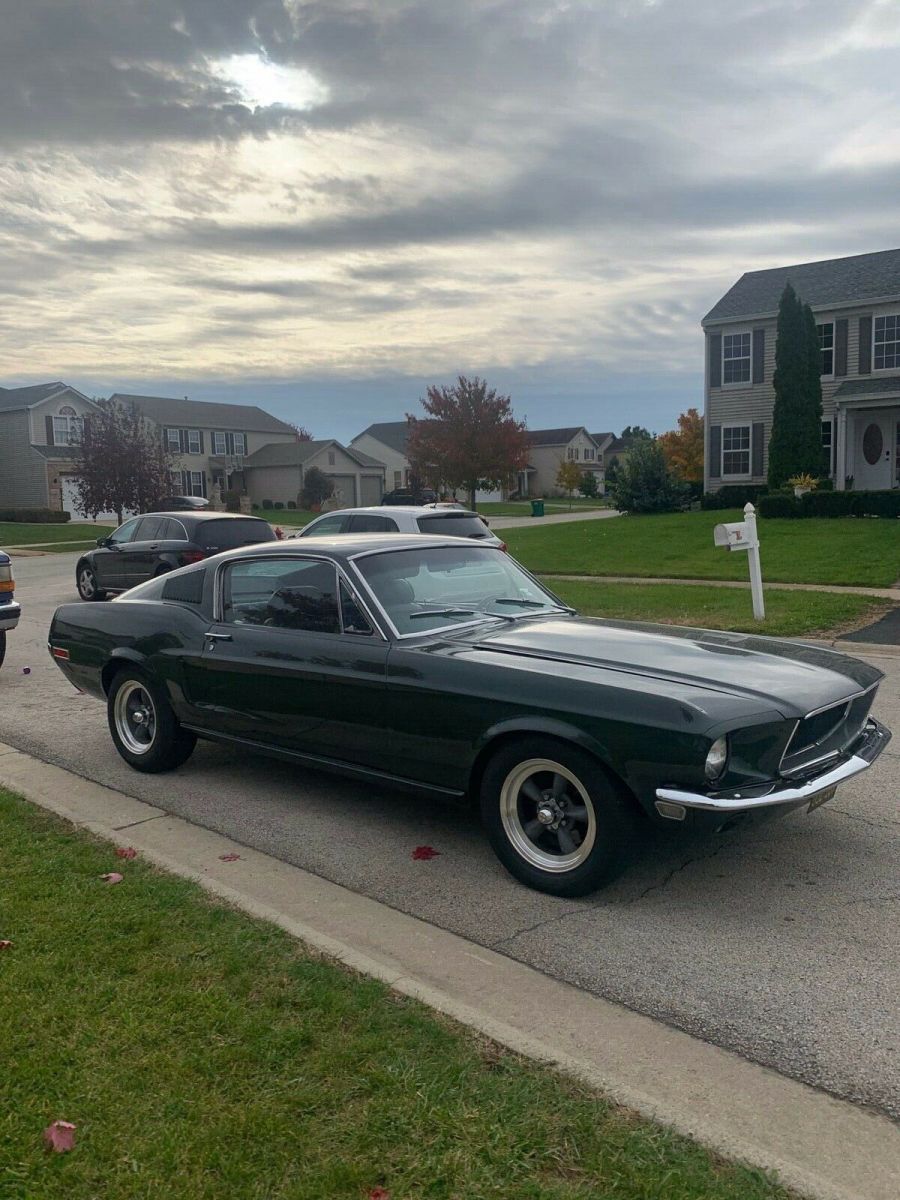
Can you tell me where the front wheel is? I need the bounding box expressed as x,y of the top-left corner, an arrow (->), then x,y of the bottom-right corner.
480,738 -> 638,896
76,561 -> 105,602
107,669 -> 196,773
0,630 -> 5,669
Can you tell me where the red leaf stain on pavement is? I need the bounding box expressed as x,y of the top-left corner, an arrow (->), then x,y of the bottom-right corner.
412,846 -> 440,860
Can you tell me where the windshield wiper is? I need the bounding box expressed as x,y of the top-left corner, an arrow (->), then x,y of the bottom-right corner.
408,608 -> 479,621
492,598 -> 576,613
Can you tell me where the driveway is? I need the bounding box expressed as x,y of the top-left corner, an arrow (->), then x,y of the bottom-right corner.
4,551 -> 899,1118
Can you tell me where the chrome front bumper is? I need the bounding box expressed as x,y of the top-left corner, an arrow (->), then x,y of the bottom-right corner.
0,600 -> 21,632
655,718 -> 891,816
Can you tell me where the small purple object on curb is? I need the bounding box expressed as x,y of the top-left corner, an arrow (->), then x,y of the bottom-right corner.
22,667 -> 31,675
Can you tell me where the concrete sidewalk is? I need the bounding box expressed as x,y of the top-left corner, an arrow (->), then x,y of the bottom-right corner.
1,740 -> 897,1200
543,572 -> 900,600
489,507 -> 621,530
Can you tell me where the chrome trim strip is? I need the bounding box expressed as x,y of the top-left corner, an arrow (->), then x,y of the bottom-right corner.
0,600 -> 21,630
657,722 -> 890,812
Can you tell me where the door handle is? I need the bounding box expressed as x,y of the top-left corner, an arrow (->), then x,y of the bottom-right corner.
149,543 -> 160,549
205,632 -> 232,641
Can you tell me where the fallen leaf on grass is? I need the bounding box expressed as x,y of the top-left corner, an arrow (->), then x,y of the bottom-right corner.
115,847 -> 137,860
412,845 -> 440,860
218,853 -> 241,862
43,1121 -> 76,1152
0,940 -> 12,951
367,1189 -> 391,1200
100,872 -> 124,885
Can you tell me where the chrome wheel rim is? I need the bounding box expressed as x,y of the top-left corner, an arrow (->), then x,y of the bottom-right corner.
113,681 -> 157,755
499,757 -> 596,873
78,567 -> 95,598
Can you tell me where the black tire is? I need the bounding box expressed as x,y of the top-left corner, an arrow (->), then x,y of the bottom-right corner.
107,668 -> 196,773
480,737 -> 638,897
0,630 -> 5,669
76,561 -> 106,602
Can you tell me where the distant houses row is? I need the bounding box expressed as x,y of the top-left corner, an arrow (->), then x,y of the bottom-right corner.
0,384 -> 627,518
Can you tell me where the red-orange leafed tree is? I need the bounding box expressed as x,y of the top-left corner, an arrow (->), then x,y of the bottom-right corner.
658,407 -> 704,484
406,376 -> 528,509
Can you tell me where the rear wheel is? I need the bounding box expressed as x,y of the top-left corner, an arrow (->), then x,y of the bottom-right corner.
107,669 -> 196,773
0,630 -> 5,669
480,738 -> 638,896
76,561 -> 105,602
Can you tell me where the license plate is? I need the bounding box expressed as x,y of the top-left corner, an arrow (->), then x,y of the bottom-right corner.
807,785 -> 837,813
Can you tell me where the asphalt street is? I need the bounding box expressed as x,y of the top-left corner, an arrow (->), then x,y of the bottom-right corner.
3,551 -> 899,1118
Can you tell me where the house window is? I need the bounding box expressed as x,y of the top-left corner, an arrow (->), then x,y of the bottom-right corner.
566,448 -> 575,460
232,432 -> 246,456
187,429 -> 201,454
328,451 -> 336,465
181,470 -> 206,497
817,322 -> 834,376
583,447 -> 594,460
53,406 -> 83,445
874,314 -> 900,370
212,431 -> 227,455
723,332 -> 751,384
393,470 -> 402,488
722,424 -> 751,477
166,428 -> 181,452
821,419 -> 834,476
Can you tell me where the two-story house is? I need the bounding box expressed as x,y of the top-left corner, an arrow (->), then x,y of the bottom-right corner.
110,393 -> 298,500
522,427 -> 610,496
0,382 -> 112,515
703,247 -> 900,493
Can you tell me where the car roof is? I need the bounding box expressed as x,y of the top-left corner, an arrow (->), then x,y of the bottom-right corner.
208,533 -> 500,564
142,511 -> 270,522
313,505 -> 479,517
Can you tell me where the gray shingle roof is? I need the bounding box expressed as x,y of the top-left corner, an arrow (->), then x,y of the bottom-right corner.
352,420 -> 413,455
31,445 -> 82,460
526,426 -> 592,447
110,392 -> 295,435
0,381 -> 86,412
243,439 -> 385,470
590,431 -> 615,447
834,375 -> 900,399
703,248 -> 900,325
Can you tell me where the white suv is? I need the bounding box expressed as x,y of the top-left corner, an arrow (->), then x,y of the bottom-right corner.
292,505 -> 506,549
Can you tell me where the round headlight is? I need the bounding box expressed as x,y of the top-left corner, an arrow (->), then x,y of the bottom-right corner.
705,736 -> 728,780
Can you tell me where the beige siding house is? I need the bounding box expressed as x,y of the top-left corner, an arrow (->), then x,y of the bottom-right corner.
241,440 -> 385,509
703,248 -> 900,492
110,393 -> 297,501
0,382 -> 109,515
521,428 -> 610,496
351,422 -> 413,492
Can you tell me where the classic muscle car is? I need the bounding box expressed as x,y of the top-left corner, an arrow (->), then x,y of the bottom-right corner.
48,535 -> 891,896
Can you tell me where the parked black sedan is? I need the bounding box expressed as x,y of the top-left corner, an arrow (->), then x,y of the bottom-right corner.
75,512 -> 275,600
0,548 -> 20,669
50,535 -> 891,895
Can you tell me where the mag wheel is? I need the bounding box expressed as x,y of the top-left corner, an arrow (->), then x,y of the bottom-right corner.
481,738 -> 637,896
76,562 -> 105,601
107,669 -> 196,773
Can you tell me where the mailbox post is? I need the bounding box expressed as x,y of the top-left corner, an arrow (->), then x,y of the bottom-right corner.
713,502 -> 765,621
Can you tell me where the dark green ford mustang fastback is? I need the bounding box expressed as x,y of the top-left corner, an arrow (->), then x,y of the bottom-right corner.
48,535 -> 891,896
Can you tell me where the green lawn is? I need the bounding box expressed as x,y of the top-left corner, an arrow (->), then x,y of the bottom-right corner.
549,579 -> 890,638
0,790 -> 795,1200
0,522 -> 114,547
505,510 -> 900,587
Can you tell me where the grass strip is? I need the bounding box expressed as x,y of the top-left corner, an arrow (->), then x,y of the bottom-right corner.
0,789 -> 796,1200
505,510 -> 900,588
547,579 -> 889,637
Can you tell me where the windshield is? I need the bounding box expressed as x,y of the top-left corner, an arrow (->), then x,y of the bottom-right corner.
195,519 -> 276,551
354,545 -> 569,635
415,514 -> 491,539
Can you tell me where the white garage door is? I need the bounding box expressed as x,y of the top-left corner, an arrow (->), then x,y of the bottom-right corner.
61,476 -> 121,524
360,475 -> 382,506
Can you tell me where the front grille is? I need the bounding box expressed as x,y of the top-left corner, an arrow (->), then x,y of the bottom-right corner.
782,688 -> 876,776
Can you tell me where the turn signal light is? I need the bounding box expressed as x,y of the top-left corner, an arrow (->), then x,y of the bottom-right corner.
499,541 -> 508,553
51,646 -> 70,661
0,579 -> 14,593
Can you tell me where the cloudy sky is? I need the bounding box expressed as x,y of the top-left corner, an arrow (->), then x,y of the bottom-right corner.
2,0 -> 899,439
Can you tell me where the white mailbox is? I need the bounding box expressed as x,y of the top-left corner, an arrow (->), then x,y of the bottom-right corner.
713,520 -> 756,551
713,502 -> 765,620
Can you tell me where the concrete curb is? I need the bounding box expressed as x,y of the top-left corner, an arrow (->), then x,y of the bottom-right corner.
1,741 -> 898,1200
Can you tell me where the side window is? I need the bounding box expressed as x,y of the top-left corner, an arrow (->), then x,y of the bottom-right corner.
109,518 -> 141,545
162,565 -> 205,606
159,518 -> 188,541
135,516 -> 164,540
223,559 -> 340,634
347,514 -> 398,533
301,515 -> 348,537
339,580 -> 373,635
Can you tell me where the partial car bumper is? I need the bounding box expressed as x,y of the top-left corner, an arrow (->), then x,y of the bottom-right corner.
655,717 -> 891,816
0,600 -> 21,631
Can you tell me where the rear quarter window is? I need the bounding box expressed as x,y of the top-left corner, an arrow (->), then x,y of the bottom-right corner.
195,519 -> 275,551
416,514 -> 490,539
161,566 -> 206,606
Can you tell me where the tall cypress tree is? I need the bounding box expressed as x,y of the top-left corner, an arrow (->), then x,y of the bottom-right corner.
768,283 -> 824,487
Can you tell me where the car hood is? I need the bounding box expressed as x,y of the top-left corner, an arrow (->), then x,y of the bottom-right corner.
452,615 -> 882,718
